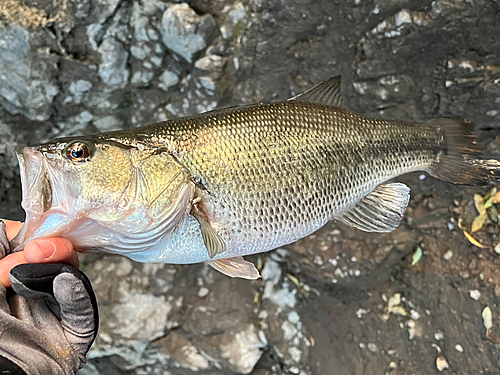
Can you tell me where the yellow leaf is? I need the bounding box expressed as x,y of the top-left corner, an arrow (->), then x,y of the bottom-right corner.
463,230 -> 488,248
474,194 -> 485,215
287,273 -> 301,288
458,219 -> 488,248
390,306 -> 408,316
471,214 -> 488,233
493,191 -> 500,204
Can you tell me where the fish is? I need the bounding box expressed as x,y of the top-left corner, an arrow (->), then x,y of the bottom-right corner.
10,76 -> 500,279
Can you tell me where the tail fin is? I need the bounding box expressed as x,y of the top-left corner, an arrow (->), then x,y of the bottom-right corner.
428,118 -> 500,185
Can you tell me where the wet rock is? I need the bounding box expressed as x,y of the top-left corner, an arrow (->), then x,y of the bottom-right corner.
130,70 -> 155,86
129,89 -> 164,126
262,258 -> 297,308
98,38 -> 130,90
0,23 -> 59,121
159,332 -> 210,371
93,115 -> 122,132
67,80 -> 93,104
193,54 -> 228,96
82,256 -> 176,344
220,2 -> 246,40
93,0 -> 121,23
130,43 -> 151,60
195,54 -> 227,73
131,0 -> 165,43
161,4 -> 216,63
111,293 -> 171,341
158,70 -> 180,91
218,325 -> 263,373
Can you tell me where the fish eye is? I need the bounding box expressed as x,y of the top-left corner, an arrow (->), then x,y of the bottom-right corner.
66,142 -> 91,163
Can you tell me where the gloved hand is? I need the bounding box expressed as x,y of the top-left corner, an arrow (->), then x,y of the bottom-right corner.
0,221 -> 98,375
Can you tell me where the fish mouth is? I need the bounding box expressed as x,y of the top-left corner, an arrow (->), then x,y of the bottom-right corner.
15,146 -> 52,216
12,146 -> 70,246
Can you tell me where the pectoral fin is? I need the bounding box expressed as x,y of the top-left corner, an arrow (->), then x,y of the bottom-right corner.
192,205 -> 226,259
337,182 -> 410,232
207,257 -> 261,280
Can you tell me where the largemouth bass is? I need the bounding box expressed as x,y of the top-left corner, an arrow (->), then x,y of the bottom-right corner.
11,76 -> 500,279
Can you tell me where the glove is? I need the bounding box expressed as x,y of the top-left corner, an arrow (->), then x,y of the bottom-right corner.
0,221 -> 99,375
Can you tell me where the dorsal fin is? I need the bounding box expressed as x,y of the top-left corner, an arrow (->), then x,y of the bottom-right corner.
288,76 -> 344,108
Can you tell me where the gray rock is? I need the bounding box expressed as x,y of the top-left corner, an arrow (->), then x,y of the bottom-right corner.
93,115 -> 121,132
132,15 -> 149,42
131,1 -> 164,43
197,76 -> 216,92
67,80 -> 93,104
221,2 -> 246,40
110,293 -> 171,341
217,324 -> 264,373
94,0 -> 121,23
193,55 -> 228,96
82,256 -> 176,346
131,70 -> 155,86
161,4 -> 216,63
158,70 -> 180,91
85,23 -> 104,51
159,332 -> 210,371
194,55 -> 227,73
0,23 -> 59,121
130,44 -> 150,60
98,38 -> 130,90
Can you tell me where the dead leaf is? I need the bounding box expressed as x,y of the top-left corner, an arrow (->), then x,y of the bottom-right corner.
287,273 -> 301,288
458,219 -> 488,248
474,194 -> 486,215
493,190 -> 500,204
471,214 -> 488,233
391,306 -> 408,316
463,231 -> 488,248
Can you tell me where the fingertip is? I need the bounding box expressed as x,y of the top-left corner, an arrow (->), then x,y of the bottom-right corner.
25,238 -> 78,268
0,252 -> 27,288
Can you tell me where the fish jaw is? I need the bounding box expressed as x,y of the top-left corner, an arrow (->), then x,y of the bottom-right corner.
12,146 -> 82,247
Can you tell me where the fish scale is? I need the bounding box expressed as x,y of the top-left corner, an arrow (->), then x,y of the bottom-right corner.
129,101 -> 439,257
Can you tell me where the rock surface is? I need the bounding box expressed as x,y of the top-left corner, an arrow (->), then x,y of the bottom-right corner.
161,4 -> 217,63
0,0 -> 499,374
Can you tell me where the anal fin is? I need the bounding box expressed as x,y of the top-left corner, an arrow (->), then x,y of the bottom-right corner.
192,205 -> 226,259
207,257 -> 261,280
337,182 -> 410,233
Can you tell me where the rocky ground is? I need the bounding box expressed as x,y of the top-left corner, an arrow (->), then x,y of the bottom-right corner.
1,0 -> 500,374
